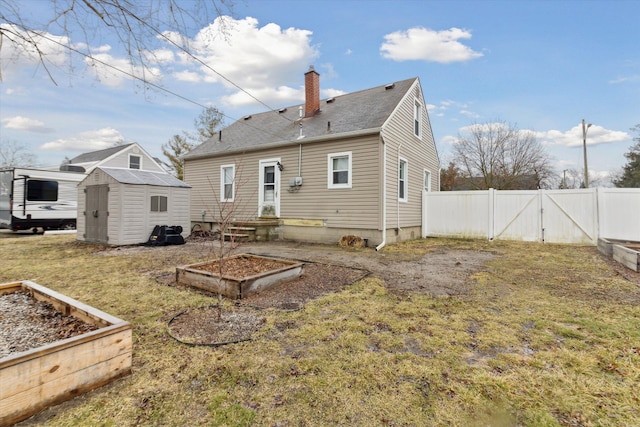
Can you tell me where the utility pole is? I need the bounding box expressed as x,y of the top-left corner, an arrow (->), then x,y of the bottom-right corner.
582,119 -> 592,188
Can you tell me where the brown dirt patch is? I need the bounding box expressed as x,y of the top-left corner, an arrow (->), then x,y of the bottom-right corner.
167,305 -> 266,346
52,240 -> 497,348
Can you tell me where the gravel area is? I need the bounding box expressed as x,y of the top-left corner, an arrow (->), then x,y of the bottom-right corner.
0,291 -> 99,359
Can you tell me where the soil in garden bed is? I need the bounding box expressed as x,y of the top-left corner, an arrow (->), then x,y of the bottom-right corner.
194,255 -> 295,278
0,291 -> 99,359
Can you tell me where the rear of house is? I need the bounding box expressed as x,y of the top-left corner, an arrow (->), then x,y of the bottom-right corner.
183,68 -> 439,246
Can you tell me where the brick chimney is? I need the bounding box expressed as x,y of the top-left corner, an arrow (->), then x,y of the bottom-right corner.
304,65 -> 320,117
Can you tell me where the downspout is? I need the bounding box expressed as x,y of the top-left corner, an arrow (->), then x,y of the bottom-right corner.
396,140 -> 404,236
376,134 -> 387,251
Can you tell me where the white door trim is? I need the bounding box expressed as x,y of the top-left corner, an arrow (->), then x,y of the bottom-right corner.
258,158 -> 281,217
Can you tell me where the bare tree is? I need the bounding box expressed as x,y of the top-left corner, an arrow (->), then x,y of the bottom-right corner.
0,139 -> 38,167
0,0 -> 234,85
194,106 -> 224,143
452,120 -> 555,190
202,159 -> 255,320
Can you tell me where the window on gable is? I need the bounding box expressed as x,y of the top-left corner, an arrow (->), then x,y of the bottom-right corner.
414,100 -> 422,139
328,151 -> 352,189
399,158 -> 408,202
129,155 -> 141,169
424,169 -> 432,192
220,164 -> 235,202
150,195 -> 167,212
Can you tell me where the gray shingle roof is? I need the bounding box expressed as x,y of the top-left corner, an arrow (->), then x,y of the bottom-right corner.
184,77 -> 418,159
69,143 -> 135,163
98,167 -> 190,188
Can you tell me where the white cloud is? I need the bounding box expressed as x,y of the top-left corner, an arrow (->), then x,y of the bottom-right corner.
2,116 -> 53,133
84,52 -> 163,87
380,27 -> 483,63
173,70 -> 202,83
608,74 -> 640,84
40,128 -> 125,151
535,124 -> 631,148
221,85 -> 303,107
440,135 -> 458,146
0,25 -> 71,79
323,88 -> 346,98
144,48 -> 175,64
163,16 -> 319,107
460,109 -> 480,119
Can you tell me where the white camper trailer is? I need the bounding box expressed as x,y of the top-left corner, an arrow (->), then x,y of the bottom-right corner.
0,168 -> 85,232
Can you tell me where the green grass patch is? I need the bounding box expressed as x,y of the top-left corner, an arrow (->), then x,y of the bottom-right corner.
1,235 -> 639,426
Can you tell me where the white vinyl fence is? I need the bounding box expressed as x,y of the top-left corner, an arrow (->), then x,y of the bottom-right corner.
422,188 -> 640,244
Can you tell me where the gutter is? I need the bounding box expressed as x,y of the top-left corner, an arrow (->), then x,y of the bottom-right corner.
376,133 -> 387,251
183,127 -> 382,161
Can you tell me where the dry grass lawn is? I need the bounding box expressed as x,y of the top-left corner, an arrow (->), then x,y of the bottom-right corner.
2,234 -> 639,426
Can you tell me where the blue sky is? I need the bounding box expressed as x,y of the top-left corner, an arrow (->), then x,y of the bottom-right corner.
1,0 -> 638,186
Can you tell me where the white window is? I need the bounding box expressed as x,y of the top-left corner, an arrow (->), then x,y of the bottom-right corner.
414,99 -> 422,139
129,154 -> 141,169
328,151 -> 352,189
220,164 -> 235,202
399,158 -> 408,202
150,195 -> 167,212
424,169 -> 432,192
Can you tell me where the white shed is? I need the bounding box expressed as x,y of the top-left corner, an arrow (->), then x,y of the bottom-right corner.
77,167 -> 191,245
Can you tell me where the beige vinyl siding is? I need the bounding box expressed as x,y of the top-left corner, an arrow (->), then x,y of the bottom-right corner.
99,147 -> 165,172
283,135 -> 380,229
184,134 -> 381,230
382,80 -> 440,229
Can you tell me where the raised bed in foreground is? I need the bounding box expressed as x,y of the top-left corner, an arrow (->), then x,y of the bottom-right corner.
176,254 -> 304,299
598,238 -> 640,272
0,280 -> 132,427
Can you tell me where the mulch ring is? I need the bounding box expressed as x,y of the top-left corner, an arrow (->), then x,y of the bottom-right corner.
166,261 -> 369,347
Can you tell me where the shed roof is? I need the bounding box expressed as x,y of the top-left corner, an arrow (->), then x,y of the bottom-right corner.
97,167 -> 191,188
184,77 -> 418,159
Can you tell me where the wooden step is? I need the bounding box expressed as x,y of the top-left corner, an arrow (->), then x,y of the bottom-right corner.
226,226 -> 256,232
223,233 -> 252,242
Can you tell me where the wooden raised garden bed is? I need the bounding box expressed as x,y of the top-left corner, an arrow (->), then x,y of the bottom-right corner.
598,238 -> 640,272
0,280 -> 132,427
176,254 -> 304,299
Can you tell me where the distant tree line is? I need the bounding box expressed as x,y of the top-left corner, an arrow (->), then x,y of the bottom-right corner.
441,120 -> 554,191
441,120 -> 640,190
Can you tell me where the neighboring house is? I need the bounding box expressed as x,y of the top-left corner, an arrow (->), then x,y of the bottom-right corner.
62,142 -> 166,174
183,67 -> 440,248
77,167 -> 190,246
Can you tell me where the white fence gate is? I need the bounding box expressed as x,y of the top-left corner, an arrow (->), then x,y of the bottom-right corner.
422,188 -> 640,244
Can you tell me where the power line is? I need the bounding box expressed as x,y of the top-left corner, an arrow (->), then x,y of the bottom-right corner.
31,31 -> 295,140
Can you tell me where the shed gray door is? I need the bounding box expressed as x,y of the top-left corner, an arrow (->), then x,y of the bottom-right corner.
85,185 -> 108,243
